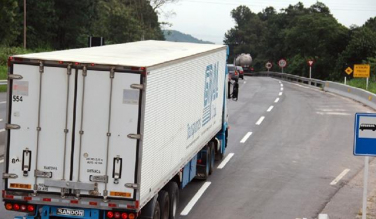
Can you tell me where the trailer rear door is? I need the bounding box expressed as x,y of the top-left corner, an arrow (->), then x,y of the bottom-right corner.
71,68 -> 141,199
7,63 -> 75,193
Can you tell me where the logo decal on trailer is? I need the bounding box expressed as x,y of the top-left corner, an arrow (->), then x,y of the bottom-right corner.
187,62 -> 219,140
202,62 -> 219,126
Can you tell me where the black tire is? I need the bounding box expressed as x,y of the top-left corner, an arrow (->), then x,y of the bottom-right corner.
153,200 -> 161,219
209,142 -> 215,175
215,147 -> 224,161
158,190 -> 170,219
165,182 -> 179,219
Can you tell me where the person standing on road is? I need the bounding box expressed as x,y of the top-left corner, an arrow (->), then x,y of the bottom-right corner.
232,78 -> 239,101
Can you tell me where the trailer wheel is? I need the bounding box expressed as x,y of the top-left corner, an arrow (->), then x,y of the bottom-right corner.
209,142 -> 215,175
153,200 -> 161,219
139,195 -> 160,219
165,182 -> 179,219
158,190 -> 170,219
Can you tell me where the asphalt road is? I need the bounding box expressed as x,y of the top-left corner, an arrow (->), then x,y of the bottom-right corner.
176,77 -> 374,219
0,77 -> 374,218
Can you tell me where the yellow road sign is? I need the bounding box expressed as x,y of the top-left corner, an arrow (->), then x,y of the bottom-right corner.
354,64 -> 370,78
345,67 -> 353,75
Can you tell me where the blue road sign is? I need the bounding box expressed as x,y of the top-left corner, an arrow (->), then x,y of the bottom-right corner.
354,113 -> 376,156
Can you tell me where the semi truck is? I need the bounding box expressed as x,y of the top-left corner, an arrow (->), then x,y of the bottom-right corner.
2,40 -> 229,219
235,53 -> 253,76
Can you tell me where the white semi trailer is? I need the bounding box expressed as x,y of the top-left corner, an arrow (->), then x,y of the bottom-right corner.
2,41 -> 229,219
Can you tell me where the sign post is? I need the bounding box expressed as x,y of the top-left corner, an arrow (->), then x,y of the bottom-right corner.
344,67 -> 353,85
265,62 -> 273,72
307,60 -> 314,85
353,113 -> 376,219
278,59 -> 287,73
354,64 -> 370,90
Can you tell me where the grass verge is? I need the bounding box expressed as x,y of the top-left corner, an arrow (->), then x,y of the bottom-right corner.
346,78 -> 376,94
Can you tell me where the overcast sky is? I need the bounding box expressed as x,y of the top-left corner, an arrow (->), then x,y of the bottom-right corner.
162,0 -> 376,44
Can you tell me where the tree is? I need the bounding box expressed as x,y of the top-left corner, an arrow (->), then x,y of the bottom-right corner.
0,0 -> 20,46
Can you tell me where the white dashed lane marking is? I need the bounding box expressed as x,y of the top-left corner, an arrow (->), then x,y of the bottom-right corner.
267,106 -> 274,112
217,153 -> 235,169
240,132 -> 252,143
256,116 -> 265,125
275,98 -> 280,103
330,169 -> 350,185
181,182 -> 212,216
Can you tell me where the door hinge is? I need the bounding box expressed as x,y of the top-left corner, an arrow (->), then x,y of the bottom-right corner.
8,74 -> 23,80
3,173 -> 18,179
130,84 -> 144,90
127,134 -> 141,140
125,183 -> 138,189
6,124 -> 20,130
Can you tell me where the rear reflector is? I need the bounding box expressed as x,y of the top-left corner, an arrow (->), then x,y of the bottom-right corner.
5,203 -> 12,210
27,205 -> 35,212
108,203 -> 117,207
107,211 -> 114,218
89,202 -> 97,206
7,57 -> 13,67
70,200 -> 78,204
5,195 -> 14,199
43,198 -> 51,202
24,197 -> 32,201
121,213 -> 128,219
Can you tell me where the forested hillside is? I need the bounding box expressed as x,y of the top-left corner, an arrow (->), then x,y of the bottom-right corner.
164,30 -> 214,44
224,2 -> 376,80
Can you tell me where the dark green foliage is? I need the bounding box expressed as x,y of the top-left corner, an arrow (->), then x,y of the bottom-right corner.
0,0 -> 164,50
0,0 -> 20,45
224,2 -> 376,81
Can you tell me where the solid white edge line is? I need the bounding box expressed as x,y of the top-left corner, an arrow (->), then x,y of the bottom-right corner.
0,101 -> 6,104
217,153 -> 235,169
330,169 -> 350,185
0,129 -> 5,132
256,116 -> 265,125
275,98 -> 280,103
180,181 -> 212,216
240,132 -> 253,143
267,106 -> 274,112
0,159 -> 3,163
279,92 -> 282,96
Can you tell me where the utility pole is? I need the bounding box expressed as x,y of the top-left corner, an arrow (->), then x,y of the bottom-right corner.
24,0 -> 26,49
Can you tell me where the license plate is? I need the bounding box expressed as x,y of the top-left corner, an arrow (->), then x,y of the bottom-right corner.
57,208 -> 85,217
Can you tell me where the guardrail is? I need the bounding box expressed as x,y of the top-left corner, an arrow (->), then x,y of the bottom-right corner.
247,71 -> 325,88
248,71 -> 376,111
0,80 -> 6,85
